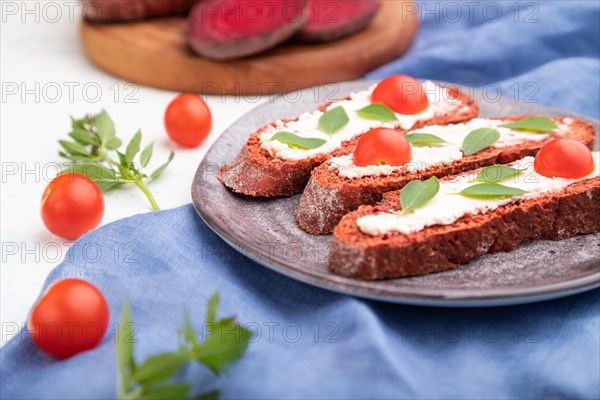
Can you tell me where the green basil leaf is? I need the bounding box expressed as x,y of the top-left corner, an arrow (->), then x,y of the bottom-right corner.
270,132 -> 326,150
92,110 -> 116,146
192,293 -> 252,375
69,129 -> 100,146
116,300 -> 136,399
462,128 -> 500,156
474,165 -> 524,183
140,142 -> 154,168
456,182 -> 528,198
71,116 -> 87,131
140,383 -> 190,400
59,140 -> 89,157
131,351 -> 190,386
106,137 -> 123,150
400,176 -> 440,214
356,104 -> 398,121
117,151 -> 129,166
178,311 -> 198,348
125,130 -> 142,163
318,106 -> 349,135
206,293 -> 219,324
192,319 -> 252,375
60,163 -> 119,191
499,117 -> 557,133
405,133 -> 448,147
150,151 -> 175,180
58,152 -> 92,162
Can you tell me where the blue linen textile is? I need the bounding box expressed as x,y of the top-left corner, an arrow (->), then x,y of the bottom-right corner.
2,1 -> 599,398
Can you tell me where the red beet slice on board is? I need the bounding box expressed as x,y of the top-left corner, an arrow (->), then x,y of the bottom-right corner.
82,0 -> 197,22
187,0 -> 309,60
297,0 -> 381,43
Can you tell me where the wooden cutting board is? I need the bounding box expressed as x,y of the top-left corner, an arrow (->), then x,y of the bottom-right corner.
80,0 -> 418,95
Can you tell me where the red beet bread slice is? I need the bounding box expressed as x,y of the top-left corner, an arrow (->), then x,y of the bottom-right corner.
297,0 -> 381,42
296,117 -> 596,235
219,85 -> 479,197
82,0 -> 196,22
330,161 -> 600,280
187,0 -> 309,60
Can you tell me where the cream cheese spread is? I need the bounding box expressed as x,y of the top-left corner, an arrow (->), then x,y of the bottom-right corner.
329,118 -> 570,179
259,81 -> 461,160
356,152 -> 600,236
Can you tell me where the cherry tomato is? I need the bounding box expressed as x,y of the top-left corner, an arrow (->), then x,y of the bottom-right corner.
28,279 -> 109,359
534,138 -> 595,179
165,93 -> 212,148
41,173 -> 104,240
371,75 -> 429,115
353,128 -> 412,167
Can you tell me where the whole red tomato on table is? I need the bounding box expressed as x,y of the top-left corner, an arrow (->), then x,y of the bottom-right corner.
165,93 -> 213,148
41,173 -> 104,240
28,279 -> 109,359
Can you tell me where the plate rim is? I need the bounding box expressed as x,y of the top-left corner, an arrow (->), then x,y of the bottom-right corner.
192,79 -> 600,307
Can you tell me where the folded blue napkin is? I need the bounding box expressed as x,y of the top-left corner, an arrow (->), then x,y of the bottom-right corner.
2,1 -> 599,399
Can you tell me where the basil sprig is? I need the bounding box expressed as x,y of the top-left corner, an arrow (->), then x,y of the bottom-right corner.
356,104 -> 398,122
58,111 -> 174,210
462,127 -> 500,156
319,106 -> 349,135
400,176 -> 440,214
499,117 -> 557,133
455,182 -> 527,199
405,133 -> 448,147
270,131 -> 326,150
116,294 -> 251,400
473,165 -> 524,183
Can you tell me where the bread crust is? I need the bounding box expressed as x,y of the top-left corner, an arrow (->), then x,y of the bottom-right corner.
296,117 -> 596,234
218,86 -> 478,197
329,171 -> 600,280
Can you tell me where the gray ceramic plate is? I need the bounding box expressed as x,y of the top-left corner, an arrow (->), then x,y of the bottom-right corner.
192,80 -> 600,307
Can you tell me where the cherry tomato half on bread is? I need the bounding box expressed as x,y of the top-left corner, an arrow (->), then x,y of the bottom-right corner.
41,173 -> 104,240
353,128 -> 412,167
28,279 -> 109,359
165,93 -> 212,148
371,75 -> 429,115
534,138 -> 595,179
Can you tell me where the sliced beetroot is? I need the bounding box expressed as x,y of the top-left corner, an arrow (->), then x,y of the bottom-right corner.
187,0 -> 308,60
297,0 -> 381,43
82,0 -> 197,22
